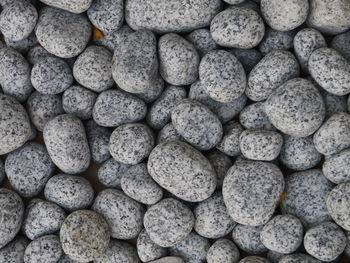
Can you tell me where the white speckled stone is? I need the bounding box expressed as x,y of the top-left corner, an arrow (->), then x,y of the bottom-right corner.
207,238 -> 239,263
98,158 -> 131,189
40,0 -> 92,14
135,76 -> 165,104
0,236 -> 29,263
210,7 -> 265,49
187,29 -> 218,57
199,50 -> 246,103
207,151 -> 232,189
232,224 -> 267,254
137,229 -> 167,262
24,235 -> 62,263
157,123 -> 185,144
223,160 -> 284,226
239,102 -> 275,131
323,148 -> 350,184
331,31 -> 350,61
239,256 -> 270,263
279,253 -> 321,263
95,239 -> 140,263
304,222 -> 346,262
216,121 -> 244,157
148,141 -> 217,202
258,28 -> 296,56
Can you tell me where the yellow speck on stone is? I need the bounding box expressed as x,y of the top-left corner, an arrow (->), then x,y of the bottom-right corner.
112,60 -> 115,66
93,27 -> 105,41
278,191 -> 288,205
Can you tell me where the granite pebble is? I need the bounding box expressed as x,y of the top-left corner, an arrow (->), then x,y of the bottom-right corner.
206,239 -> 240,263
24,235 -> 62,263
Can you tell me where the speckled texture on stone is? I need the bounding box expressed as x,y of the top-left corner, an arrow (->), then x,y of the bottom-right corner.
326,183 -> 350,231
92,189 -> 145,240
0,0 -> 37,41
293,28 -> 327,73
210,7 -> 264,49
323,148 -> 350,184
0,236 -> 29,263
258,28 -> 296,56
137,229 -> 167,262
246,50 -> 300,102
207,238 -> 239,263
168,232 -> 210,263
309,48 -> 350,96
224,0 -> 245,4
85,120 -> 111,164
147,141 -> 217,202
58,254 -> 80,263
5,142 -> 55,198
216,121 -> 244,157
261,0 -> 308,31
239,256 -> 270,263
60,210 -> 110,263
62,85 -> 97,120
135,76 -> 165,104
187,29 -> 218,57
0,48 -> 32,102
35,7 -> 91,58
143,198 -> 194,247
22,199 -> 66,240
26,92 -> 63,132
4,32 -> 37,54
189,80 -> 247,124
194,191 -> 236,239
231,48 -> 262,73
223,160 -> 284,226
95,239 -> 140,263
0,188 -> 24,249
307,0 -> 350,35
44,174 -> 94,212
239,130 -> 283,161
260,215 -> 303,254
0,160 -> 4,185
331,31 -> 350,61
150,257 -> 184,263
266,250 -> 285,263
199,50 -> 246,103
24,235 -> 62,263
279,253 -> 321,263
172,99 -> 223,150
125,0 -> 222,33
280,169 -> 333,227
147,86 -> 187,130
318,88 -> 348,118
206,151 -> 232,189
157,123 -> 185,144
112,30 -> 158,94
265,78 -> 325,137
43,114 -> 91,174
159,34 -> 199,86
279,135 -> 322,171
0,94 -> 31,155
313,112 -> 350,155
239,102 -> 275,131
98,158 -> 131,188
109,123 -> 154,165
73,45 -> 114,93
31,56 -> 73,95
27,45 -> 54,65
40,0 -> 92,13
93,89 -> 147,127
304,222 -> 346,262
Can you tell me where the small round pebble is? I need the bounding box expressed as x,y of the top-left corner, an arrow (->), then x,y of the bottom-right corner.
35,7 -> 91,58
239,256 -> 270,263
232,224 -> 268,254
137,229 -> 167,262
85,120 -> 111,163
207,239 -> 239,263
95,239 -> 140,263
172,99 -> 223,150
73,45 -> 114,93
323,148 -> 350,184
239,102 -> 275,131
216,121 -> 244,157
265,78 -> 325,137
199,50 -> 246,103
279,253 -> 321,263
231,48 -> 262,73
5,142 -> 55,198
24,235 -> 62,263
326,183 -> 350,231
258,28 -> 295,56
92,189 -> 145,239
304,222 -> 346,262
31,57 -> 73,95
187,28 -> 218,56
44,174 -> 94,212
93,89 -> 147,127
0,236 -> 29,263
147,141 -> 217,202
40,0 -> 93,14
60,210 -> 110,262
331,31 -> 350,61
206,151 -> 233,189
98,158 -> 131,188
210,7 -> 265,49
157,123 -> 185,144
143,198 -> 194,247
223,160 -> 284,226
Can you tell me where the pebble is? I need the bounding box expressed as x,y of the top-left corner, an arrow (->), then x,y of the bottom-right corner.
98,158 -> 131,188
85,120 -> 111,163
143,198 -> 194,247
0,0 -> 37,41
280,169 -> 333,227
0,94 -> 31,155
279,253 -> 321,263
4,32 -> 37,54
216,121 -> 244,157
24,235 -> 63,263
0,160 -> 4,185
5,142 -> 55,198
157,123 -> 185,144
304,222 -> 346,262
95,239 -> 140,263
60,210 -> 110,262
323,148 -> 350,184
231,48 -> 262,73
40,0 -> 92,14
206,151 -> 233,189
26,92 -> 63,132
239,102 -> 275,131
92,189 -> 145,239
43,114 -> 91,174
58,254 -> 80,263
206,239 -> 240,263
31,56 -> 73,95
264,78 -> 325,137
246,50 -> 300,102
137,229 -> 167,262
313,112 -> 350,156
93,89 -> 147,127
44,174 -> 94,212
73,45 -> 114,93
135,76 -> 165,103
326,183 -> 350,231
0,188 -> 24,249
35,7 -> 91,58
27,45 -> 54,65
199,50 -> 246,103
239,256 -> 270,263
150,257 -> 184,263
319,88 -> 349,118
0,236 -> 29,263
125,0 -> 222,33
258,28 -> 295,56
159,33 -> 199,86
279,135 -> 322,171
210,7 -> 265,49
331,31 -> 350,61
266,250 -> 285,263
186,29 -> 218,57
147,141 -> 217,202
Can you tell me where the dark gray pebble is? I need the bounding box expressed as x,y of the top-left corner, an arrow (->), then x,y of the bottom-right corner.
95,239 -> 140,263
231,48 -> 262,73
206,150 -> 232,189
239,102 -> 275,131
187,29 -> 218,57
331,30 -> 350,61
258,28 -> 295,56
